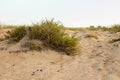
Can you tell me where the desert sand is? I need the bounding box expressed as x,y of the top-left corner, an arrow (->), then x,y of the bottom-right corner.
0,28 -> 120,80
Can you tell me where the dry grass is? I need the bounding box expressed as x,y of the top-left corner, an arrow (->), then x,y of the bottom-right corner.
86,31 -> 100,39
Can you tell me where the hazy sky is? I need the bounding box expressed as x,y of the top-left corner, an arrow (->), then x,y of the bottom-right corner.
0,0 -> 120,27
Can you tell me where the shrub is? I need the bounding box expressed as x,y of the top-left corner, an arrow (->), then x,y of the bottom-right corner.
10,26 -> 26,42
29,20 -> 78,54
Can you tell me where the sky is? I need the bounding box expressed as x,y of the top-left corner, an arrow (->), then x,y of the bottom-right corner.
0,0 -> 120,27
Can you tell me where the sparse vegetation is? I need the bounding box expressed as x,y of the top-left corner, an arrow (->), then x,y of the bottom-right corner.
2,19 -> 120,54
87,26 -> 108,31
87,25 -> 120,32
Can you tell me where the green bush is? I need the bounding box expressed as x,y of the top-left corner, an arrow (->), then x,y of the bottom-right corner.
29,20 -> 78,54
10,26 -> 26,42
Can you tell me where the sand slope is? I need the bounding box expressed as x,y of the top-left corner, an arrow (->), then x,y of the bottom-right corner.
0,29 -> 120,80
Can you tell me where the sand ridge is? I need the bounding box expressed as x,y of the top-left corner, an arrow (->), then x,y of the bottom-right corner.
0,29 -> 120,80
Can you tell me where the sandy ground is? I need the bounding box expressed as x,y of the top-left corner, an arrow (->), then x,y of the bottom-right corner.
0,29 -> 120,80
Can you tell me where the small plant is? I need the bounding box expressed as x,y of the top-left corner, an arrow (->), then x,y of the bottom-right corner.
10,26 -> 26,42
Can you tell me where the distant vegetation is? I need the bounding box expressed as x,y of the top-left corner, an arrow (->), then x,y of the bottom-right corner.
1,20 -> 120,54
86,25 -> 120,32
67,24 -> 120,33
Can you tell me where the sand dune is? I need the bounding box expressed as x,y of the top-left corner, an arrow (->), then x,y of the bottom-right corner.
0,29 -> 120,80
